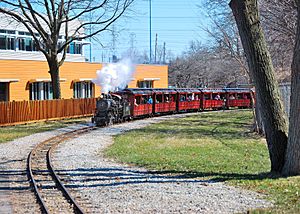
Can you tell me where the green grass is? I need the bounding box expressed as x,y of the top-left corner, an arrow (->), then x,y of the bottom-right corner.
0,117 -> 89,143
105,110 -> 300,213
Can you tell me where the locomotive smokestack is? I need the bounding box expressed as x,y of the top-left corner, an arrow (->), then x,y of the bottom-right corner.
92,58 -> 136,94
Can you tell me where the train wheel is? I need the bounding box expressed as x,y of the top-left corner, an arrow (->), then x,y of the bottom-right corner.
106,112 -> 114,126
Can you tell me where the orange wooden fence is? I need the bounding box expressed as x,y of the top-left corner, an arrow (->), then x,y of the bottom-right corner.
0,98 -> 96,126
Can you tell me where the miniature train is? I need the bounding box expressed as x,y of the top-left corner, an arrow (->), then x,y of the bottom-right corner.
92,88 -> 253,127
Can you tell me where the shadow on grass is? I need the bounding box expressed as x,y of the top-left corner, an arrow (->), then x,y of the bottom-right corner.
147,170 -> 281,182
129,123 -> 261,142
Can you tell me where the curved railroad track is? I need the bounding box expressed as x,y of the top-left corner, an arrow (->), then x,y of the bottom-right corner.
27,125 -> 96,214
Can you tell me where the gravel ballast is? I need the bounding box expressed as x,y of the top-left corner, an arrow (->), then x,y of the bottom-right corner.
0,123 -> 92,213
53,113 -> 273,213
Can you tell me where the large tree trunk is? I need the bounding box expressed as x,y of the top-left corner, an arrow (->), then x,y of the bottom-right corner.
229,0 -> 288,173
282,1 -> 300,176
48,57 -> 61,99
252,89 -> 264,135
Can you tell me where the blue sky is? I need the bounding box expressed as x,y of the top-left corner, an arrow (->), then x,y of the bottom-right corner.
89,0 -> 209,63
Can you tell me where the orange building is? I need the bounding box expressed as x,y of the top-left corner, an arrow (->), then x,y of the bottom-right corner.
0,59 -> 168,101
0,15 -> 168,101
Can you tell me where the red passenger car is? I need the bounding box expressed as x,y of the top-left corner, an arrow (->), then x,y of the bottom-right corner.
153,89 -> 177,114
200,89 -> 225,110
121,89 -> 154,117
176,89 -> 202,111
224,88 -> 252,108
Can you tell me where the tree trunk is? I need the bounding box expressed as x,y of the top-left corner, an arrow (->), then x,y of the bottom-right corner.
282,1 -> 300,176
251,89 -> 264,135
229,0 -> 288,173
48,57 -> 61,99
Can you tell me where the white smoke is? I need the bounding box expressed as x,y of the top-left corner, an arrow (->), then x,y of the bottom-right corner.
92,58 -> 136,94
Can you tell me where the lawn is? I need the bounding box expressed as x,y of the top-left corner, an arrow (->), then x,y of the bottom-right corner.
105,110 -> 300,213
0,117 -> 89,143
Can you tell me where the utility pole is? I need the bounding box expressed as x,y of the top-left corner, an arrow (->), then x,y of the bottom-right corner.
163,42 -> 166,64
89,12 -> 92,62
129,33 -> 136,58
154,33 -> 158,64
111,25 -> 117,62
149,0 -> 152,64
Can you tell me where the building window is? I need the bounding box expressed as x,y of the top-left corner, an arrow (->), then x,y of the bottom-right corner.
67,42 -> 82,54
29,82 -> 53,100
73,82 -> 94,98
0,83 -> 9,101
0,35 -> 15,50
138,81 -> 153,88
75,43 -> 82,54
68,42 -> 75,54
19,37 -> 33,51
0,36 -> 5,49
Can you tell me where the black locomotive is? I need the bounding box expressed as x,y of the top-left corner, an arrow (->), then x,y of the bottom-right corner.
92,93 -> 131,126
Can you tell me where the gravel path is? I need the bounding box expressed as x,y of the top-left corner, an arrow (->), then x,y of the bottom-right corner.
53,113 -> 273,214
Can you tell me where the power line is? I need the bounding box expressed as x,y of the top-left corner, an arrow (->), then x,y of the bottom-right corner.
134,16 -> 200,19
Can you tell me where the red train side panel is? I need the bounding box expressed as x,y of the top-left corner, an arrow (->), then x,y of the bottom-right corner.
177,89 -> 201,111
224,88 -> 252,108
153,89 -> 177,114
201,89 -> 226,110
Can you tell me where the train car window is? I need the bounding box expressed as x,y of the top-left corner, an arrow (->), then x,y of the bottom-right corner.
243,94 -> 249,99
156,94 -> 163,103
180,94 -> 186,101
170,94 -> 176,102
142,95 -> 148,104
136,96 -> 141,105
204,94 -> 211,100
213,94 -> 221,100
164,94 -> 170,103
237,94 -> 243,99
187,93 -> 194,101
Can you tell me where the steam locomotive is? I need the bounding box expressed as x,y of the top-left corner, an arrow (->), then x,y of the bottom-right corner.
92,93 -> 131,126
92,88 -> 253,127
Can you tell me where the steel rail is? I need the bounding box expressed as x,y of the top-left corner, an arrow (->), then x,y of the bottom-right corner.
27,125 -> 95,214
27,149 -> 50,214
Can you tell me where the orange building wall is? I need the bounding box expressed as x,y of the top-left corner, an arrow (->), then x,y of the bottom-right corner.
0,59 -> 168,101
129,64 -> 168,88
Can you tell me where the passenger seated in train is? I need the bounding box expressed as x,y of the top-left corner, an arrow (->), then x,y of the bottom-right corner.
229,95 -> 235,100
215,94 -> 221,100
147,96 -> 153,104
134,98 -> 138,106
165,96 -> 169,103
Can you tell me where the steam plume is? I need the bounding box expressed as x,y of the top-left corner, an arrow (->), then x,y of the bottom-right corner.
92,59 -> 136,94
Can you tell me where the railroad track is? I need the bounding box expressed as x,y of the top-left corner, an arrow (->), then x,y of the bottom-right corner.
27,125 -> 96,214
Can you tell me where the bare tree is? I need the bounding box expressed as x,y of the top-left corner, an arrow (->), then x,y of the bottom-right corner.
0,0 -> 134,98
202,0 -> 298,82
282,0 -> 300,176
201,0 -> 249,79
260,0 -> 297,82
230,0 -> 288,173
168,42 -> 247,88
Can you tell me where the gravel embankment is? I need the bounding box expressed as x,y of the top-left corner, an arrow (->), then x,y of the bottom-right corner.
53,113 -> 273,214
